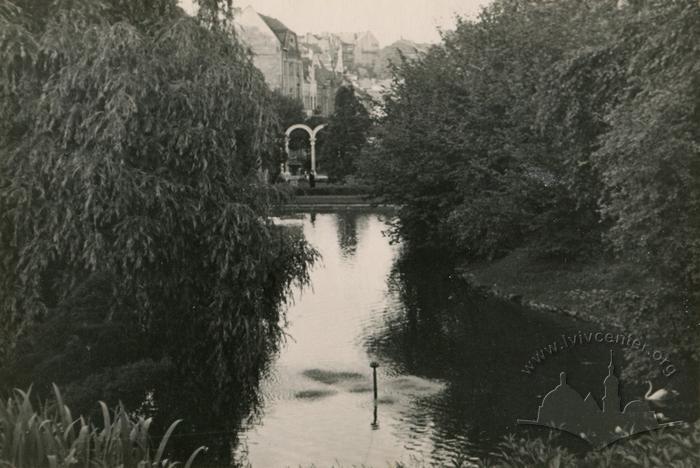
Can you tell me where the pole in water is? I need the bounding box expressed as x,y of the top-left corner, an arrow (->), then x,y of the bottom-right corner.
370,361 -> 379,400
371,403 -> 379,430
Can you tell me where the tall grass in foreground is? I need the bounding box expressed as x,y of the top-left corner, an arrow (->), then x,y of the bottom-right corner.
0,385 -> 205,468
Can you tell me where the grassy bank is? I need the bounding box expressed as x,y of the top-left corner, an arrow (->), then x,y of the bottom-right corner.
457,248 -> 650,326
457,246 -> 700,389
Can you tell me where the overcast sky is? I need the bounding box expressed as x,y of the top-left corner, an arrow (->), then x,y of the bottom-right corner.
178,0 -> 492,45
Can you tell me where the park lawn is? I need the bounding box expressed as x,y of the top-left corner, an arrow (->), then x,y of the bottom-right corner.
458,247 -> 651,326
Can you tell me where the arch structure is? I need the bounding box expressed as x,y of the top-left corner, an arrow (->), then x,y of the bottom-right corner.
283,124 -> 326,175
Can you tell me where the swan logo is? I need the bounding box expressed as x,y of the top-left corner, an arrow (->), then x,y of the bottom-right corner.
518,351 -> 681,449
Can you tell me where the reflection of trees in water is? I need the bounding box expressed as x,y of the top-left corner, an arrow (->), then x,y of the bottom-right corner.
364,249 -> 598,459
365,249 -> 492,373
333,212 -> 363,258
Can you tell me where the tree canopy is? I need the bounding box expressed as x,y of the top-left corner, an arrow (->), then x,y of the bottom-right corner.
360,0 -> 699,377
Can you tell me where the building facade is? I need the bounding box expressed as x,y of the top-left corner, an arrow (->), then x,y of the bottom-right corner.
353,31 -> 380,69
234,7 -> 304,101
234,9 -> 386,118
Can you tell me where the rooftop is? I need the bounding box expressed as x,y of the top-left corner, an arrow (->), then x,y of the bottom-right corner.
259,13 -> 292,35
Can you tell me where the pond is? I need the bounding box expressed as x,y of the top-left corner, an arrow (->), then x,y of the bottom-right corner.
232,211 -> 644,467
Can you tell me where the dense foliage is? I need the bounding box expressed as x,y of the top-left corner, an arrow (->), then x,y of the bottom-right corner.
0,0 -> 316,457
360,0 -> 699,378
321,85 -> 372,181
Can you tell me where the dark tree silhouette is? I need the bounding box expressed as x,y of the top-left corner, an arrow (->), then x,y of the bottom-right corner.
321,85 -> 372,181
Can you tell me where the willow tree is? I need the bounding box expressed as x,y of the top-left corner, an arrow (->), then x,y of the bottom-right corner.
0,0 -> 315,417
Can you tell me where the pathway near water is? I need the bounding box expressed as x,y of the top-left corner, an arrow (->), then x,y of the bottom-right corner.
235,211 -> 620,467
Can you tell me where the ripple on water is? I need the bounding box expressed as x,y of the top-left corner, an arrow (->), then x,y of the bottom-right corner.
302,368 -> 365,385
294,389 -> 338,400
348,384 -> 373,393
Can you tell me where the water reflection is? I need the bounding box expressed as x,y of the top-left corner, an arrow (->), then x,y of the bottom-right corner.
236,212 -> 616,466
365,249 -> 611,460
333,211 -> 364,258
236,211 -> 700,466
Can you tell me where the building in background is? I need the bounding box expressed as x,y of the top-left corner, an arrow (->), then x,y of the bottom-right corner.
234,6 -> 304,101
335,33 -> 357,71
301,55 -> 318,114
347,31 -> 381,71
233,6 -> 402,118
235,6 -> 351,117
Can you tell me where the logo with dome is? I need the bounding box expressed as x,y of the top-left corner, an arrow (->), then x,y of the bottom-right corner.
518,351 -> 679,448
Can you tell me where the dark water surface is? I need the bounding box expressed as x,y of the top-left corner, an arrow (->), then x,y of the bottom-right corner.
230,211 -> 669,467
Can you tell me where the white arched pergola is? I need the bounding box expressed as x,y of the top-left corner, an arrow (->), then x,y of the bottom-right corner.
283,123 -> 326,175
